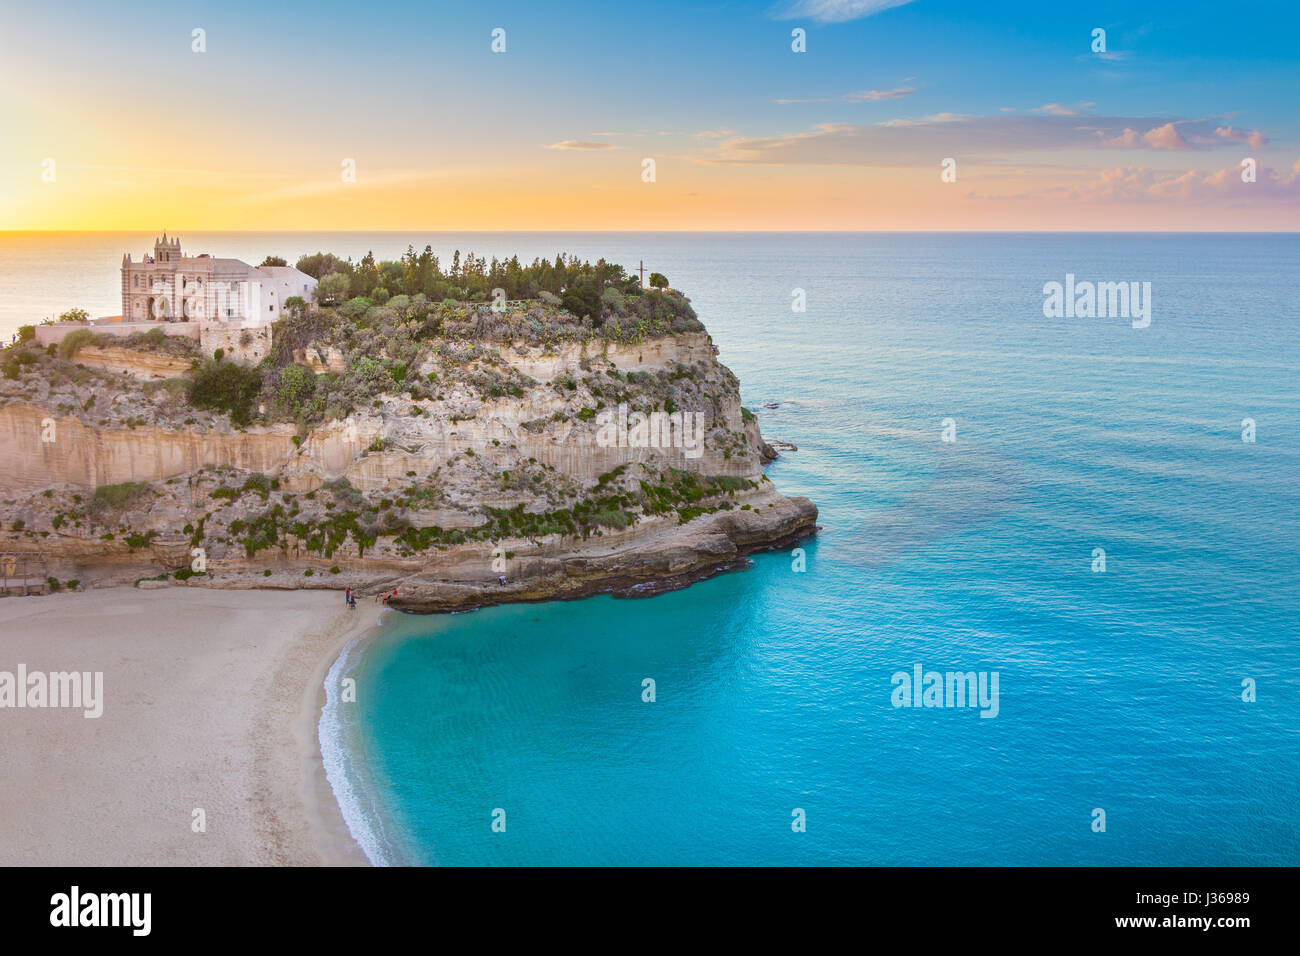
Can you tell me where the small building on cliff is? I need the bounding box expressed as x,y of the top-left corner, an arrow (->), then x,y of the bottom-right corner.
121,234 -> 317,325
36,236 -> 318,363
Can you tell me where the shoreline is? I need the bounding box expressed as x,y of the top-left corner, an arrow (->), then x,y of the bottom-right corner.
285,601 -> 378,867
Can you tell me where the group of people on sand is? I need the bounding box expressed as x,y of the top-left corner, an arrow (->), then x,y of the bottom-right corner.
345,587 -> 399,608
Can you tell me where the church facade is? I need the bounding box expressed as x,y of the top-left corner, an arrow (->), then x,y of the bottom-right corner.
121,235 -> 317,325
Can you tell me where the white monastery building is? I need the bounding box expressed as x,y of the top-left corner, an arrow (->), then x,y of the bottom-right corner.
122,234 -> 317,325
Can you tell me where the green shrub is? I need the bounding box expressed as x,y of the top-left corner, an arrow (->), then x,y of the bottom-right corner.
241,473 -> 272,496
601,286 -> 626,313
188,360 -> 263,426
2,346 -> 40,377
124,531 -> 157,551
58,328 -> 97,360
92,481 -> 151,514
590,508 -> 634,529
274,364 -> 316,416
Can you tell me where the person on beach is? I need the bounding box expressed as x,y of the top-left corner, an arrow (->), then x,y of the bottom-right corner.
345,587 -> 351,605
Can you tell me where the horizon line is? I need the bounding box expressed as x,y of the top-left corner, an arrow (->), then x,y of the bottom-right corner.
3,229 -> 1299,235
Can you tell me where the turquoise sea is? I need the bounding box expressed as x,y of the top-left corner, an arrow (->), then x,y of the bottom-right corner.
319,232 -> 1299,866
5,232 -> 1297,865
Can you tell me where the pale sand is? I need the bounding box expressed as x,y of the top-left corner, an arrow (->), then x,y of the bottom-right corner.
0,586 -> 378,865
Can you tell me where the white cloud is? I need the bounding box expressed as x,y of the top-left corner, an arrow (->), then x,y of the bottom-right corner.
772,0 -> 915,24
843,86 -> 916,102
544,141 -> 619,151
777,86 -> 915,105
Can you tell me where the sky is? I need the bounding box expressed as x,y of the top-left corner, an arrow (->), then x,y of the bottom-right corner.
1,0 -> 1298,230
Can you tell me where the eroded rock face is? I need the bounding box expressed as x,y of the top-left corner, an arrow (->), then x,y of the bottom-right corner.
0,333 -> 764,493
73,347 -> 193,380
0,331 -> 817,609
499,332 -> 717,382
0,403 -> 298,494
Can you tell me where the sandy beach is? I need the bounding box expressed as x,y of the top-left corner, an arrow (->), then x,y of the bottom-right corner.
0,586 -> 375,866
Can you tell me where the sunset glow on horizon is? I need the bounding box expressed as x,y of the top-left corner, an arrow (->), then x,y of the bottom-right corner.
2,0 -> 1298,231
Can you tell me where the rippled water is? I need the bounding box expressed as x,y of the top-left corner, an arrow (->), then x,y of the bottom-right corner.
330,233 -> 1300,866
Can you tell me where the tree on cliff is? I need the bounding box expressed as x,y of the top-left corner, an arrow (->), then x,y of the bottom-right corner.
295,252 -> 354,280
561,275 -> 604,325
259,255 -> 288,267
314,273 -> 352,307
58,307 -> 90,323
649,272 -> 669,289
283,296 -> 308,319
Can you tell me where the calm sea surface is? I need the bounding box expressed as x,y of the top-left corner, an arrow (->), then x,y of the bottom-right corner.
6,232 -> 1298,864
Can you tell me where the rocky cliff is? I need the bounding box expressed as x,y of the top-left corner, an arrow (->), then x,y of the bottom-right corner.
1,301 -> 816,609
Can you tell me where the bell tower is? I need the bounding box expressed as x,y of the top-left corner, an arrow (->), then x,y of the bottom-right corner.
154,232 -> 182,264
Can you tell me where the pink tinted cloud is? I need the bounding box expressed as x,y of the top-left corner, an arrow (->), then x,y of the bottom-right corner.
1214,126 -> 1268,149
1140,122 -> 1190,149
706,114 -> 1269,168
1068,161 -> 1300,202
1099,122 -> 1191,150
